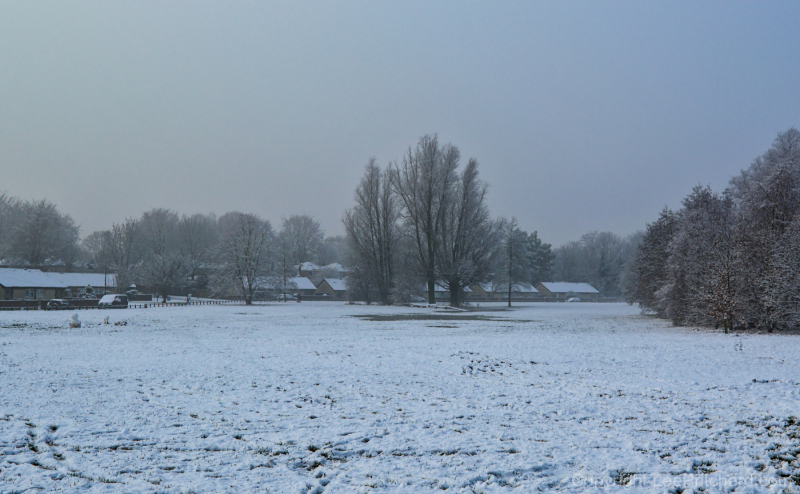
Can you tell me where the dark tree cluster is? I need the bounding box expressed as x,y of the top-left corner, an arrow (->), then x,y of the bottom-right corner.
627,128 -> 800,331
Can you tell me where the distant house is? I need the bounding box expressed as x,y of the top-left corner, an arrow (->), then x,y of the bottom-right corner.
43,272 -> 116,297
297,262 -> 321,278
535,282 -> 599,301
316,278 -> 346,299
470,282 -> 538,299
289,276 -> 318,297
0,269 -> 67,300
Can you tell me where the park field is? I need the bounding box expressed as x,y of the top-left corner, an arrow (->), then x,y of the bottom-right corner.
1,302 -> 798,493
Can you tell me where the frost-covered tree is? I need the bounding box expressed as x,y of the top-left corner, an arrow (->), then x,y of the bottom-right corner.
629,127 -> 800,331
10,199 -> 80,269
105,218 -> 143,292
178,213 -> 219,280
139,208 -> 179,256
657,186 -> 734,327
626,208 -> 678,314
0,193 -> 22,261
729,127 -> 800,330
136,209 -> 189,298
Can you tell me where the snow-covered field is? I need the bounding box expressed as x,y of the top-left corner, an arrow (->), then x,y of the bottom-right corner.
1,302 -> 799,493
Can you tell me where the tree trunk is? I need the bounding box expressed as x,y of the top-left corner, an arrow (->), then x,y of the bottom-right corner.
449,285 -> 460,307
427,279 -> 436,304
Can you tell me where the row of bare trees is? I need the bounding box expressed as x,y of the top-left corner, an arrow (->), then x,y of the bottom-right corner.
81,210 -> 344,304
627,128 -> 800,331
0,200 -> 343,304
344,134 -> 555,306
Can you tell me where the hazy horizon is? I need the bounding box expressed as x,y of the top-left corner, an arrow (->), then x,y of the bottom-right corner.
2,1 -> 799,245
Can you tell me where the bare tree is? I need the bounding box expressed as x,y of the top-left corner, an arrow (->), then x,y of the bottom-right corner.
437,158 -> 499,306
178,213 -> 219,280
214,212 -> 275,305
82,230 -> 110,270
391,134 -> 459,304
280,215 -> 324,268
105,218 -> 143,292
552,241 -> 582,282
139,251 -> 191,303
140,208 -> 179,256
317,235 -> 348,266
343,158 -> 399,305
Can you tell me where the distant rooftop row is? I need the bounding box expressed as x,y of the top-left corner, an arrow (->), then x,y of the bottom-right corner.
0,267 -> 598,303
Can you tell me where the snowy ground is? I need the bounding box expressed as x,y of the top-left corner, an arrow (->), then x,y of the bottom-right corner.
1,302 -> 799,493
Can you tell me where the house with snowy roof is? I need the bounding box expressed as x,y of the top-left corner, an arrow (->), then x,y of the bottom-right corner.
289,276 -> 318,297
470,282 -> 538,299
296,262 -> 321,278
535,282 -> 599,301
43,272 -> 116,298
0,268 -> 67,300
315,278 -> 346,299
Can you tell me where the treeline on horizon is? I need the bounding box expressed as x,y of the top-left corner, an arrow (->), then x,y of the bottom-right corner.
0,133 -> 624,306
0,182 -> 634,306
0,134 -> 560,305
626,127 -> 800,332
0,199 -> 350,302
3,128 -> 795,317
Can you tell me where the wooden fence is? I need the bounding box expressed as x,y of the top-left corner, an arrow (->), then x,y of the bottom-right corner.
0,299 -> 238,310
128,299 -> 237,309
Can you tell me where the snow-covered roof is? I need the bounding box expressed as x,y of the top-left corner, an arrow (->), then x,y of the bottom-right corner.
322,263 -> 350,273
44,272 -> 116,288
434,283 -> 472,293
297,262 -> 321,272
479,282 -> 536,293
321,278 -> 346,291
537,282 -> 599,294
0,269 -> 67,288
290,276 -> 317,291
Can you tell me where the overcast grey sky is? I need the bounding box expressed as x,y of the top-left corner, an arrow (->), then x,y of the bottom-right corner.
1,1 -> 798,245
